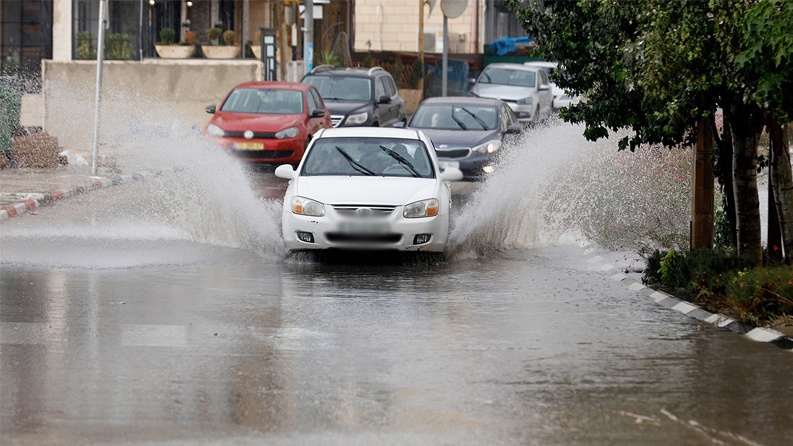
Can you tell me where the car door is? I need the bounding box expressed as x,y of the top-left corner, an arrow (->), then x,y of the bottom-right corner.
384,75 -> 405,125
373,76 -> 393,126
307,87 -> 332,135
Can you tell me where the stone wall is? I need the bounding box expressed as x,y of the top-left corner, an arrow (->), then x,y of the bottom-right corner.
42,59 -> 262,153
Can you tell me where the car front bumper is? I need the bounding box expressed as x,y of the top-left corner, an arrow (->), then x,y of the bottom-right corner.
282,206 -> 450,253
207,136 -> 305,164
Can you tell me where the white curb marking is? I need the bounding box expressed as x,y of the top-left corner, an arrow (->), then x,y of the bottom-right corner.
746,327 -> 783,343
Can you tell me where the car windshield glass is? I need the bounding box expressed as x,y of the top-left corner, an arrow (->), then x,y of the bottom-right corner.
478,68 -> 536,87
410,104 -> 497,131
221,88 -> 303,114
303,76 -> 372,102
301,137 -> 434,178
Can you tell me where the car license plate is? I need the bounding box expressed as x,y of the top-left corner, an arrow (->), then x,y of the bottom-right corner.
233,142 -> 264,150
439,161 -> 459,170
338,221 -> 390,234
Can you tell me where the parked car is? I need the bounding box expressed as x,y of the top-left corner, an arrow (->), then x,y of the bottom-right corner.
301,65 -> 408,128
204,81 -> 331,166
468,62 -> 554,122
522,60 -> 582,110
404,96 -> 523,181
273,127 -> 463,253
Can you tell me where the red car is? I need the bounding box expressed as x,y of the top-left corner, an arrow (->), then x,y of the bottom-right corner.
204,81 -> 332,165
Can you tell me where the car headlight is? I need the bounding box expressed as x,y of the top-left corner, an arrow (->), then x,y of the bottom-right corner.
474,139 -> 502,154
516,96 -> 533,105
276,126 -> 299,139
291,196 -> 325,217
206,124 -> 225,136
345,111 -> 368,125
404,198 -> 439,218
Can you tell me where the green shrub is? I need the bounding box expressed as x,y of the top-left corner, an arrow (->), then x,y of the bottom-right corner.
722,266 -> 793,325
159,27 -> 176,45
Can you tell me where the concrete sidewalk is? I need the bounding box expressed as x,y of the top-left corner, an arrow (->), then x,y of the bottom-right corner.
0,165 -> 155,220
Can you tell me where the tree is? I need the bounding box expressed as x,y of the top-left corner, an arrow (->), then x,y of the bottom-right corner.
505,0 -> 793,264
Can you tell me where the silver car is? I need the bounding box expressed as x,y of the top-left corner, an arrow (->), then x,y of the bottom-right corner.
468,63 -> 554,122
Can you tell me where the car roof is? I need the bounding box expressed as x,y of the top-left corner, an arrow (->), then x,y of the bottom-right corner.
484,63 -> 543,72
417,96 -> 503,107
304,66 -> 388,78
524,61 -> 558,69
317,127 -> 423,140
231,81 -> 312,91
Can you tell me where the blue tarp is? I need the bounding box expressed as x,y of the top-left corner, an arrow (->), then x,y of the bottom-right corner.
487,37 -> 533,56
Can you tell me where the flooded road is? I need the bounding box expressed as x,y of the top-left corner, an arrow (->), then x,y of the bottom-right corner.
1,123 -> 791,445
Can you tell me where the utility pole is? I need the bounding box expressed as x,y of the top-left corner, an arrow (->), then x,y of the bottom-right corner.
91,0 -> 107,177
418,0 -> 424,94
304,0 -> 313,74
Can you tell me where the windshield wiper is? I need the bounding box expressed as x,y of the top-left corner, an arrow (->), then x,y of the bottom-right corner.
335,146 -> 375,176
458,107 -> 488,129
379,145 -> 421,177
449,113 -> 469,130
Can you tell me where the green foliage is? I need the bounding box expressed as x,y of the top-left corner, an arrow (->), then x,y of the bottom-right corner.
408,59 -> 424,89
0,82 -> 22,155
159,27 -> 176,45
317,51 -> 340,67
658,249 -> 683,287
206,27 -> 222,44
105,33 -> 133,60
362,52 -> 373,68
722,266 -> 793,325
76,31 -> 96,60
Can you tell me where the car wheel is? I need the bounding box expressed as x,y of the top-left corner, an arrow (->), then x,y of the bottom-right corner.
533,106 -> 541,122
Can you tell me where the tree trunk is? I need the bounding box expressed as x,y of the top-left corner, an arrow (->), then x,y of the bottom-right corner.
712,113 -> 737,247
727,103 -> 763,264
768,118 -> 793,263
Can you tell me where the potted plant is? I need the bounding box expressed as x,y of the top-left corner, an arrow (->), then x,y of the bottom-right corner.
155,27 -> 195,59
202,27 -> 240,59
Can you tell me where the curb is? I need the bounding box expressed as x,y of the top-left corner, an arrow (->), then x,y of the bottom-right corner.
0,170 -> 162,221
584,245 -> 793,352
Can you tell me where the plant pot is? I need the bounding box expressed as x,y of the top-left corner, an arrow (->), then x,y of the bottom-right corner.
251,45 -> 261,60
202,45 -> 241,59
155,44 -> 195,59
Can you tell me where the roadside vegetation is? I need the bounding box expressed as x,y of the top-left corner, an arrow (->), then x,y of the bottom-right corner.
506,0 -> 793,331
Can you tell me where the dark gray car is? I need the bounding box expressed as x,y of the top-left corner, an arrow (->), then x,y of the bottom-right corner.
302,66 -> 408,128
404,96 -> 523,181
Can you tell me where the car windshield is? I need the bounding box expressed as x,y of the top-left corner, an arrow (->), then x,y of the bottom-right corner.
410,104 -> 497,131
303,76 -> 372,102
301,137 -> 434,178
221,88 -> 303,114
478,67 -> 536,87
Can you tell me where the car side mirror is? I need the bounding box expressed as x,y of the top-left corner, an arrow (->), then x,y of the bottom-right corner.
274,164 -> 296,180
205,105 -> 216,114
440,167 -> 463,182
538,85 -> 549,91
392,121 -> 406,128
505,123 -> 523,134
310,109 -> 325,117
378,95 -> 391,104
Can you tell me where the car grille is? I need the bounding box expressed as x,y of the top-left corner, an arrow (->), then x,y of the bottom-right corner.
435,148 -> 471,159
230,150 -> 294,159
330,115 -> 345,127
325,233 -> 402,243
224,130 -> 278,138
332,204 -> 397,217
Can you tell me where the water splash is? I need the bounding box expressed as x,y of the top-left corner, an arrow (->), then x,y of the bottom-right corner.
448,119 -> 692,258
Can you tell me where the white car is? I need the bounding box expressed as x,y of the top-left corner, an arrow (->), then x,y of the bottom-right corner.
468,62 -> 554,122
522,61 -> 582,110
274,127 -> 463,253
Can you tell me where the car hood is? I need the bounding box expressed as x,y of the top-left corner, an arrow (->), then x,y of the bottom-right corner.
322,100 -> 370,115
472,83 -> 536,101
211,112 -> 303,131
294,176 -> 438,205
416,128 -> 499,149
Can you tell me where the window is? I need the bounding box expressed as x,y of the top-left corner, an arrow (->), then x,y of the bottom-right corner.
1,0 -> 52,78
73,0 -> 140,60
